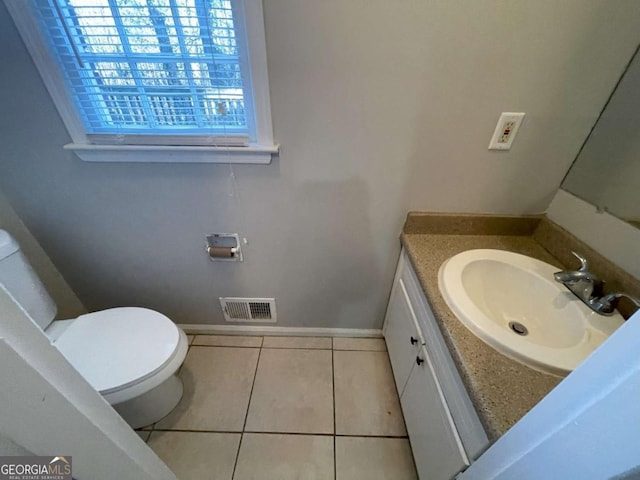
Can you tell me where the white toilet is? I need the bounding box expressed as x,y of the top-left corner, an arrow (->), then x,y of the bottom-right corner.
0,229 -> 189,428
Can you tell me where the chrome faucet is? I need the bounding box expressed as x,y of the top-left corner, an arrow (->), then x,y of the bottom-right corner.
553,251 -> 640,316
553,252 -> 603,302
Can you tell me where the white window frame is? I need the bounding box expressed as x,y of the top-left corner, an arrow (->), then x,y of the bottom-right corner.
4,0 -> 278,164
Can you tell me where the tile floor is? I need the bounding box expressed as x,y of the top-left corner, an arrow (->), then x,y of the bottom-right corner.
140,335 -> 417,479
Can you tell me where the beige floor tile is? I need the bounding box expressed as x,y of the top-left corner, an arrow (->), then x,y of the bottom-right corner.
245,349 -> 333,434
334,351 -> 406,436
262,336 -> 332,349
186,334 -> 194,345
193,335 -> 263,347
335,437 -> 417,480
148,431 -> 240,480
155,346 -> 259,431
136,430 -> 150,442
234,433 -> 334,480
332,337 -> 387,351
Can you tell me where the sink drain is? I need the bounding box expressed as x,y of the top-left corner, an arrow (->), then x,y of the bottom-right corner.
509,321 -> 528,336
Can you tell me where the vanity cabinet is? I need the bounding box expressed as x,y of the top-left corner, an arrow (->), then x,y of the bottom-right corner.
383,249 -> 489,479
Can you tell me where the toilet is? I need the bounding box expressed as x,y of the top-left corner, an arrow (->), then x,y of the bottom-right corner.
0,229 -> 188,429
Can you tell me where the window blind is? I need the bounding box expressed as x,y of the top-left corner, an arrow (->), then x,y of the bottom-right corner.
33,0 -> 253,146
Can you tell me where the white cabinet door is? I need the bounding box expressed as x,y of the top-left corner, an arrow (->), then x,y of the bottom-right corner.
402,346 -> 468,480
401,252 -> 489,460
384,277 -> 423,395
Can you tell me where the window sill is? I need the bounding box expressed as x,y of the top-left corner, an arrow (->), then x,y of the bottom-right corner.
64,143 -> 279,164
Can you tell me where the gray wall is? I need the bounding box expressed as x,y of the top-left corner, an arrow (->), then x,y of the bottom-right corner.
1,1 -> 639,328
0,191 -> 85,319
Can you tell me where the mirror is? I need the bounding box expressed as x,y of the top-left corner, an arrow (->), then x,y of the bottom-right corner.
562,45 -> 640,229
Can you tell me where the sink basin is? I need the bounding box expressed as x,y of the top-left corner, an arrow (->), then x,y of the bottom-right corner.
438,249 -> 624,376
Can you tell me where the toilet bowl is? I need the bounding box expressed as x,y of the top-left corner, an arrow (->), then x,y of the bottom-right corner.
48,307 -> 189,428
0,230 -> 188,428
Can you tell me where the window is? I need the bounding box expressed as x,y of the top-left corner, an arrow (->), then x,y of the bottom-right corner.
6,0 -> 276,163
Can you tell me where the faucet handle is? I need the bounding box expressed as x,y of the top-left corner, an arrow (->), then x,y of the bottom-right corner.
571,251 -> 589,272
593,292 -> 640,315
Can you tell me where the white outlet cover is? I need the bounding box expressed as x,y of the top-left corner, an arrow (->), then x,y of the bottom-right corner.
488,112 -> 525,150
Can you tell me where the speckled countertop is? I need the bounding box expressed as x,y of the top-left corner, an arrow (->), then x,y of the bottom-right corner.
401,232 -> 563,442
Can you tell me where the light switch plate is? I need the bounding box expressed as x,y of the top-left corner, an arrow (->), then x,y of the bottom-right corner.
488,112 -> 525,150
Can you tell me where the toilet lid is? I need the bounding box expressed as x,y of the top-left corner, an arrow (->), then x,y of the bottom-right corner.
54,307 -> 180,394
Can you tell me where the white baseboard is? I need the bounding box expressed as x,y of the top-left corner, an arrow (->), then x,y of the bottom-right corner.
177,324 -> 383,338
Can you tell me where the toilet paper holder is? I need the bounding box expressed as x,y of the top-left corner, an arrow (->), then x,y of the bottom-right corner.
205,233 -> 243,262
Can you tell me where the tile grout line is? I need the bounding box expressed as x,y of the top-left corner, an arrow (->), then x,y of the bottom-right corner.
189,345 -> 385,352
190,344 -> 263,349
231,434 -> 243,480
146,427 -> 408,439
231,340 -> 263,479
185,345 -> 388,351
260,346 -> 332,350
242,342 -> 263,431
332,339 -> 337,480
150,428 -> 243,434
190,335 -> 385,352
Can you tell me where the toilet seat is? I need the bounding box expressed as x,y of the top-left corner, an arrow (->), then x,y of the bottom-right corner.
54,307 -> 183,396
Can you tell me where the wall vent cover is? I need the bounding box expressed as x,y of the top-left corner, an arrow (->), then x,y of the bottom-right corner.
219,297 -> 277,323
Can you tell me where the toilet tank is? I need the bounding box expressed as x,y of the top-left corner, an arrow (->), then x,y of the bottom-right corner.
0,229 -> 57,330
